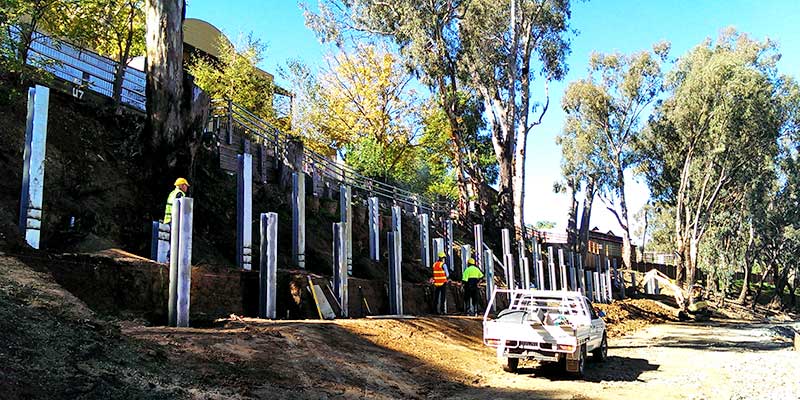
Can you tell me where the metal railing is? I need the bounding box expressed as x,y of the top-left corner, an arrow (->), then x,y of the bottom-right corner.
12,28 -> 453,216
12,28 -> 147,110
211,99 -> 452,214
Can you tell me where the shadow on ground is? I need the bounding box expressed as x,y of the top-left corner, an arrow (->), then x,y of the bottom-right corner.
514,355 -> 659,383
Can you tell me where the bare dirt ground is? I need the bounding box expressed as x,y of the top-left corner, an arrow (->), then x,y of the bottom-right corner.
2,254 -> 798,399
123,316 -> 799,400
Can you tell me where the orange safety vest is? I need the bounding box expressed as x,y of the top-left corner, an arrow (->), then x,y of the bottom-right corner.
432,261 -> 447,286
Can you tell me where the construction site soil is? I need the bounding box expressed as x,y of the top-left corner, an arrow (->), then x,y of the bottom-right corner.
3,253 -> 798,399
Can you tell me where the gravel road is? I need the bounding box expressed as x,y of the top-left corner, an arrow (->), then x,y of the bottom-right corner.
458,320 -> 799,400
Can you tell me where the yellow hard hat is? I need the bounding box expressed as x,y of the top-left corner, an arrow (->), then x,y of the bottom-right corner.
468,258 -> 476,265
174,177 -> 190,187
437,251 -> 446,258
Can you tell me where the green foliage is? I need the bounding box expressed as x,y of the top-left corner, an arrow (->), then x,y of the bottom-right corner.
560,43 -> 668,203
189,34 -> 285,130
84,0 -> 146,63
640,29 -> 794,286
304,0 -> 574,224
285,44 -> 426,186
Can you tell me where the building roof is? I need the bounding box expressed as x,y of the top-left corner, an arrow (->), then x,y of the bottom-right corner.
184,18 -> 232,60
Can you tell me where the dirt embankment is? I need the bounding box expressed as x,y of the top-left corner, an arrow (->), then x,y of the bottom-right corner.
0,255 -> 187,399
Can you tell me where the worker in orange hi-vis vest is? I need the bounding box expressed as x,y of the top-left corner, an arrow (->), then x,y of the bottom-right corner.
431,251 -> 449,314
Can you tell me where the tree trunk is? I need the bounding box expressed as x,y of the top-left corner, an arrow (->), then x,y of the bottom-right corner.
752,266 -> 772,310
769,263 -> 790,309
687,236 -> 699,288
566,177 -> 578,253
640,208 -> 649,263
615,168 -> 633,270
112,4 -> 137,108
736,223 -> 756,304
578,179 -> 596,265
145,0 -> 184,151
495,126 -> 514,232
143,0 -> 209,218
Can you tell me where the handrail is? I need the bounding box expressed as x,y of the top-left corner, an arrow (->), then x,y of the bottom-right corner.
14,27 -> 147,110
211,97 -> 452,214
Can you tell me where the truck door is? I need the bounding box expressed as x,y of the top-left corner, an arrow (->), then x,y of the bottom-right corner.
586,298 -> 603,348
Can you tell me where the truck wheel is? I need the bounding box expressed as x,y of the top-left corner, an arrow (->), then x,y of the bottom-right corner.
502,357 -> 519,373
571,345 -> 586,378
592,334 -> 608,362
564,345 -> 586,377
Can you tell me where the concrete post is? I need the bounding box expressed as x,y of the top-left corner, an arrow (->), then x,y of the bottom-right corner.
585,271 -> 594,302
501,229 -> 511,258
474,225 -> 484,270
445,219 -> 454,276
484,249 -> 495,311
559,248 -> 568,290
537,259 -> 545,290
387,231 -> 403,315
151,221 -> 170,263
547,246 -> 556,290
461,244 -> 471,275
593,271 -> 601,304
501,229 -> 513,289
19,85 -> 49,249
578,255 -> 586,294
419,214 -> 430,269
168,197 -> 193,327
259,212 -> 278,319
237,153 -> 253,270
531,237 -> 540,288
340,185 -> 353,275
333,222 -> 348,317
518,240 -> 529,289
392,206 -> 402,268
151,221 -> 159,260
568,251 -> 577,291
605,256 -> 613,301
522,257 -> 530,289
368,197 -> 379,261
596,255 -> 605,302
292,172 -> 305,269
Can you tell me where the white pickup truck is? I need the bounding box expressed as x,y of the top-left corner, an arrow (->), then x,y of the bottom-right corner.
483,289 -> 608,376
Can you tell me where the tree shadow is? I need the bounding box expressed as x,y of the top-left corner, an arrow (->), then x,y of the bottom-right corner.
611,337 -> 791,352
609,320 -> 795,352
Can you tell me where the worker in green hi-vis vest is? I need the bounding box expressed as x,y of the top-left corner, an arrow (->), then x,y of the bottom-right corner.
163,178 -> 189,225
462,258 -> 484,316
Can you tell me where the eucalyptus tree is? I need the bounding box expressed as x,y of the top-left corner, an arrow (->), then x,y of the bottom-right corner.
560,43 -> 669,268
304,0 -> 575,237
642,30 -> 786,288
143,0 -> 209,196
556,113 -> 603,261
303,0 -> 484,219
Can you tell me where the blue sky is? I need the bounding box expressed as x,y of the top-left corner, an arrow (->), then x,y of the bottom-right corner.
185,0 -> 800,239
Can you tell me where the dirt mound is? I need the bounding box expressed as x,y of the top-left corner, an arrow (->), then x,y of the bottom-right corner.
595,298 -> 677,338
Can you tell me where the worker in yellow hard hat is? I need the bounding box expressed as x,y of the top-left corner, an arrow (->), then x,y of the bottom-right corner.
163,178 -> 190,224
462,257 -> 484,316
431,251 -> 449,314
